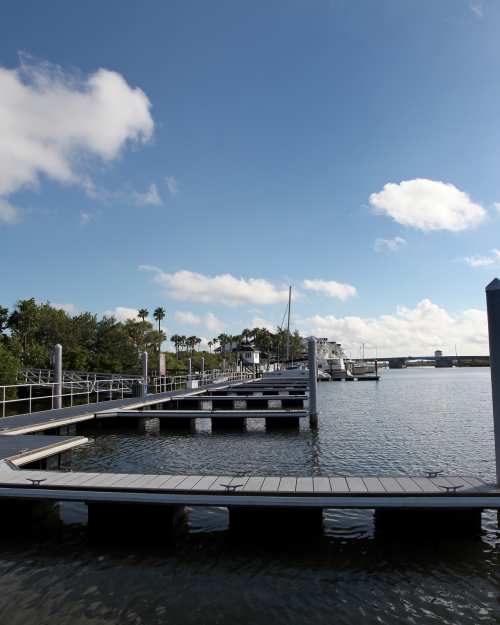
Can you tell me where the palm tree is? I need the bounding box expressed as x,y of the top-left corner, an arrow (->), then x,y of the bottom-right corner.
195,337 -> 202,351
153,307 -> 166,353
170,334 -> 181,359
138,308 -> 149,323
187,335 -> 197,355
153,307 -> 165,332
179,335 -> 187,354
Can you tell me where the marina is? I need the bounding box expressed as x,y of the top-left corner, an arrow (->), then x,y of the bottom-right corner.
0,313 -> 499,541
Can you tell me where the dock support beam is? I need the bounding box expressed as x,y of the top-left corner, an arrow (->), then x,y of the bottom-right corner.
229,507 -> 323,536
87,503 -> 186,542
52,343 -> 62,410
212,417 -> 246,430
141,351 -> 148,397
487,278 -> 500,486
308,337 -> 318,428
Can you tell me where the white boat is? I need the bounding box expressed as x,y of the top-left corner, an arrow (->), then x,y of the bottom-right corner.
316,338 -> 347,379
351,361 -> 376,376
262,365 -> 309,380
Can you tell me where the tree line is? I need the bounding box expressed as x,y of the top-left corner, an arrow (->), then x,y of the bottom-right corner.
0,299 -> 305,385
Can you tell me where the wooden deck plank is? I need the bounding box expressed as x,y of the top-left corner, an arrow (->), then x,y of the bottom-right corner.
190,476 -> 218,491
278,477 -> 297,493
125,474 -> 161,488
395,477 -> 423,493
313,477 -> 331,493
160,475 -> 189,489
435,476 -> 470,491
460,476 -> 488,489
243,476 -> 265,492
430,476 -> 457,490
362,477 -> 386,493
174,475 -> 204,490
139,475 -> 175,490
261,477 -> 281,492
330,477 -> 349,492
378,477 -> 406,493
78,473 -> 135,488
346,477 -> 368,493
411,477 -> 442,493
42,471 -> 90,486
229,476 -> 249,488
208,476 -> 234,491
296,477 -> 314,493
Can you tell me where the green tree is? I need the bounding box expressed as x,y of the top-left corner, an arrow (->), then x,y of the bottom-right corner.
153,307 -> 166,354
0,342 -> 20,385
170,334 -> 181,359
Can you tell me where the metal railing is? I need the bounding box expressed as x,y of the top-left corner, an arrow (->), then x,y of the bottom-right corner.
18,368 -> 142,387
1,369 -> 256,418
0,377 -> 143,418
151,370 -> 255,393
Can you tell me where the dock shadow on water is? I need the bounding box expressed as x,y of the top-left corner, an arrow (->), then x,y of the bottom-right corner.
0,504 -> 498,625
0,369 -> 499,624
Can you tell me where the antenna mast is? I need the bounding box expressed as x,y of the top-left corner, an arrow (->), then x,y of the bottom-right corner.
285,285 -> 292,362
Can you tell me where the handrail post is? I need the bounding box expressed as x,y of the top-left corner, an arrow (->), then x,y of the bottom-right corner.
308,337 -> 318,428
141,351 -> 148,397
52,344 -> 62,410
486,278 -> 500,486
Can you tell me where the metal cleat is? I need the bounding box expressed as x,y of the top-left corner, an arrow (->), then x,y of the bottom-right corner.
438,484 -> 464,493
426,470 -> 443,478
221,483 -> 244,492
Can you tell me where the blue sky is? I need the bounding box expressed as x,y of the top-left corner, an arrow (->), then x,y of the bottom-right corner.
1,0 -> 499,356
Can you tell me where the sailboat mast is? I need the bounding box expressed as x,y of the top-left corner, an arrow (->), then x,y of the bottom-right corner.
285,285 -> 292,362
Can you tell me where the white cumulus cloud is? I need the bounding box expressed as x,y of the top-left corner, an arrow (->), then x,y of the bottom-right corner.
0,198 -> 20,224
174,311 -> 224,334
165,176 -> 178,196
374,236 -> 407,253
0,54 -> 154,223
299,299 -> 488,357
104,306 -> 139,322
302,279 -> 357,301
463,249 -> 500,268
133,183 -> 162,206
369,179 -> 486,232
52,302 -> 78,316
251,316 -> 276,332
141,266 -> 291,307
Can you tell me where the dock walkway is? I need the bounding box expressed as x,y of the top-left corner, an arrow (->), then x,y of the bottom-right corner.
0,469 -> 498,509
0,379 -> 257,435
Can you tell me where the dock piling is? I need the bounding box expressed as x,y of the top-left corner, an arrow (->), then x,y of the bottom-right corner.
486,278 -> 500,486
141,351 -> 148,397
52,344 -> 62,410
308,337 -> 318,428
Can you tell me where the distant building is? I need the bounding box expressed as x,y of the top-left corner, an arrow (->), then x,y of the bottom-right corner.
217,340 -> 260,366
237,344 -> 260,365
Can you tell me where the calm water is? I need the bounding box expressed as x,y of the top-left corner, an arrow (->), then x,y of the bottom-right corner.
0,368 -> 499,624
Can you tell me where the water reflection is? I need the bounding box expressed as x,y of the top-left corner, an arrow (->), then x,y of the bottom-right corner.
1,368 -> 499,624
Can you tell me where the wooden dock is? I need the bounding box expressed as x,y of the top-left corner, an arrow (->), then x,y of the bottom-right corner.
0,379 -> 259,435
0,435 -> 87,467
0,469 -> 497,509
95,409 -> 308,420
